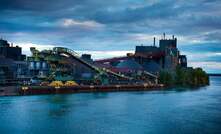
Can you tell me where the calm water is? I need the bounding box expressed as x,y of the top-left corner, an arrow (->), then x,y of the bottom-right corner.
0,77 -> 221,134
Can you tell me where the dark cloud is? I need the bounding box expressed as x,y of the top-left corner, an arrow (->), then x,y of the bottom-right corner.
0,0 -> 220,42
0,0 -> 221,72
92,2 -> 180,24
180,43 -> 221,53
204,31 -> 221,42
203,56 -> 221,62
0,0 -> 79,11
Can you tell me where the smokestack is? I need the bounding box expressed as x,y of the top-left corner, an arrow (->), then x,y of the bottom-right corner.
163,33 -> 166,39
172,35 -> 174,40
153,37 -> 156,47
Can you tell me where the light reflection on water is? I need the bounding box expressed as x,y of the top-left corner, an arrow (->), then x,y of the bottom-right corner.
0,76 -> 221,134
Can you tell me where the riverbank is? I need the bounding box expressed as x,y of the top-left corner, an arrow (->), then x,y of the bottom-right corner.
0,84 -> 164,96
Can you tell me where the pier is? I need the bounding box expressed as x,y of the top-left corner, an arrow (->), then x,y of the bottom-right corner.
0,84 -> 164,96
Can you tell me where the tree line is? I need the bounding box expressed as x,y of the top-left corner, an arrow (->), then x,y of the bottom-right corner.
159,67 -> 209,87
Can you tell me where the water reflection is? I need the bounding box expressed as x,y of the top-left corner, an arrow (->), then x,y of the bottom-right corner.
45,95 -> 72,117
92,92 -> 109,99
0,76 -> 220,134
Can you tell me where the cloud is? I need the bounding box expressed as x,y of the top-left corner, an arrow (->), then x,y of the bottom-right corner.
0,0 -> 221,73
0,0 -> 77,11
60,19 -> 104,29
183,51 -> 221,62
188,61 -> 221,73
128,33 -> 156,42
180,42 -> 221,53
92,1 -> 181,24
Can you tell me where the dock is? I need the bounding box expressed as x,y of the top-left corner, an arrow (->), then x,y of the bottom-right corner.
0,84 -> 164,96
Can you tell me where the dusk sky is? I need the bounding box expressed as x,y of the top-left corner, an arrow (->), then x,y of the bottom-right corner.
0,0 -> 221,73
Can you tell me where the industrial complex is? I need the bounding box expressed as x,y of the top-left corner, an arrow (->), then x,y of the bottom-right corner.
0,34 -> 187,87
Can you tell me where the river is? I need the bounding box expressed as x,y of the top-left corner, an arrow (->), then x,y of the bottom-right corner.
0,76 -> 221,134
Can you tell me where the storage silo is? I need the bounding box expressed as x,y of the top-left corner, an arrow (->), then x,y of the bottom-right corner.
42,61 -> 48,70
29,61 -> 35,70
36,62 -> 41,70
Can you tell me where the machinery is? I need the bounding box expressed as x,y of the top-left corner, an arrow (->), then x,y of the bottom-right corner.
27,47 -> 133,85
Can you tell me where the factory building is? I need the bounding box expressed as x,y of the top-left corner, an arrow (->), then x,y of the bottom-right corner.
0,57 -> 15,85
0,39 -> 28,85
95,34 -> 188,75
159,35 -> 177,50
0,39 -> 26,61
134,45 -> 163,73
0,35 -> 187,85
132,34 -> 186,73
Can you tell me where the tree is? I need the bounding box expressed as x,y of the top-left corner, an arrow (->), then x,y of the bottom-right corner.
159,67 -> 209,87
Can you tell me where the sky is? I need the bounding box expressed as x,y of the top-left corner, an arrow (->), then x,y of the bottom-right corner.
0,0 -> 221,73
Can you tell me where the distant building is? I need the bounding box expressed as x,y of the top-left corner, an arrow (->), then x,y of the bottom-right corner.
134,46 -> 163,74
95,34 -> 188,75
0,56 -> 15,85
0,39 -> 26,61
135,46 -> 160,54
0,39 -> 28,85
135,34 -> 184,72
0,35 -> 188,85
159,37 -> 177,50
